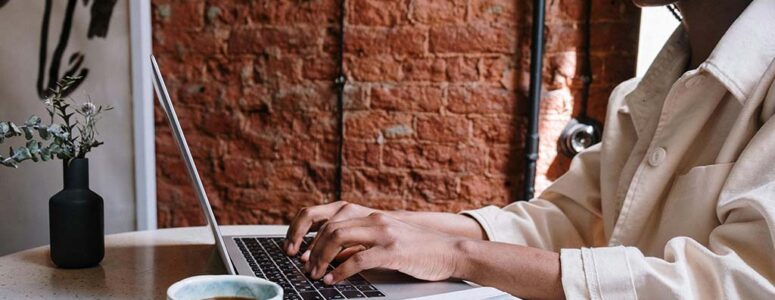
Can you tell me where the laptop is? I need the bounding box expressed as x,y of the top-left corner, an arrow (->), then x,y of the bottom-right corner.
150,55 -> 474,300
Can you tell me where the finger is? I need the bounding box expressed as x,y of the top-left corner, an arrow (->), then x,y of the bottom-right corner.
309,221 -> 381,279
323,249 -> 384,285
335,245 -> 366,262
285,202 -> 346,255
303,241 -> 364,264
327,201 -> 362,223
303,202 -> 356,254
295,201 -> 358,257
300,249 -> 311,262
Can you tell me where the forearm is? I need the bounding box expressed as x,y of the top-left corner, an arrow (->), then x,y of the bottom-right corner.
388,211 -> 486,240
452,239 -> 565,300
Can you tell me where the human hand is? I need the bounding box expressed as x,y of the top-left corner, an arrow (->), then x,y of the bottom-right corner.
284,201 -> 379,257
303,212 -> 465,285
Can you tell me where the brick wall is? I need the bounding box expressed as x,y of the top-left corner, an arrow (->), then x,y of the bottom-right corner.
151,0 -> 640,227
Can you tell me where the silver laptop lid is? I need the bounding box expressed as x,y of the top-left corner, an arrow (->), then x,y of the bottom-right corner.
150,55 -> 236,275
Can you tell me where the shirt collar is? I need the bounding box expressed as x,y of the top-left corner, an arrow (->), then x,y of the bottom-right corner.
701,0 -> 775,102
622,28 -> 690,136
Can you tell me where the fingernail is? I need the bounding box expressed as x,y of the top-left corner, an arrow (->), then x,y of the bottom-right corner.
286,242 -> 294,253
301,250 -> 311,261
323,274 -> 334,285
311,266 -> 318,277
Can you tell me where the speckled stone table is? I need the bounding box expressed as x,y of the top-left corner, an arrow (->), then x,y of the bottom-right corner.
0,225 -> 287,299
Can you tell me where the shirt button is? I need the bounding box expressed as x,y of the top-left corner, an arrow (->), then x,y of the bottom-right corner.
648,147 -> 667,167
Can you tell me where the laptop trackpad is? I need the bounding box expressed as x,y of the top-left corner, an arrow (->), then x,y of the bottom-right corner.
361,269 -> 474,299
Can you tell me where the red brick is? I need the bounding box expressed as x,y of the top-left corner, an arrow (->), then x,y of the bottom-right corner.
275,137 -> 318,162
153,2 -> 205,29
470,0 -> 518,24
153,0 -> 640,226
275,0 -> 339,25
459,175 -> 509,203
410,0 -> 467,24
481,56 -> 513,85
342,168 -> 409,196
340,194 -> 407,210
430,24 -> 516,54
344,85 -> 371,111
154,29 -> 225,56
383,142 -> 487,172
401,58 -> 447,82
488,145 -> 521,176
347,0 -> 408,26
472,115 -> 520,145
344,141 -> 381,167
544,24 -> 583,52
222,157 -> 269,188
545,0 -> 585,24
273,84 -> 336,112
408,171 -> 459,201
416,115 -> 470,143
591,22 -> 640,54
346,27 -> 426,56
345,111 -> 414,140
346,55 -> 402,82
446,57 -> 480,82
229,27 -> 321,55
592,0 -> 640,22
303,56 -> 338,81
448,86 -> 515,114
197,109 -> 242,136
371,85 -> 443,112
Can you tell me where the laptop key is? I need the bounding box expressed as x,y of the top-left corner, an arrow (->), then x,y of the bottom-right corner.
240,237 -> 384,300
285,294 -> 303,300
299,291 -> 324,300
340,290 -> 366,299
318,288 -> 344,299
361,291 -> 385,298
336,284 -> 358,291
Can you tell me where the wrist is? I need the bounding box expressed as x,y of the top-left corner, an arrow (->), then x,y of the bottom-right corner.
450,238 -> 481,280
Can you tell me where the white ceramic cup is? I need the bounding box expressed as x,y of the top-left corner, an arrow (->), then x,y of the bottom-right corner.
167,275 -> 283,300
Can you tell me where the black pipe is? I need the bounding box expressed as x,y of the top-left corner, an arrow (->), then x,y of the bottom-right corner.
522,0 -> 546,201
334,0 -> 347,201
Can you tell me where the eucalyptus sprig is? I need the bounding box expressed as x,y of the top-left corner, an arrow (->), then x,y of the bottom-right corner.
0,76 -> 112,168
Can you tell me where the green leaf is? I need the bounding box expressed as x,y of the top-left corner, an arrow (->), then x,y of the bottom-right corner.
26,140 -> 41,152
0,158 -> 18,168
8,122 -> 22,136
11,146 -> 32,161
37,125 -> 51,140
22,127 -> 33,140
25,115 -> 42,127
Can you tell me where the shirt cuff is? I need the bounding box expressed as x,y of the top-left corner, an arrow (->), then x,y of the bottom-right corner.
560,247 -> 637,300
459,205 -> 503,242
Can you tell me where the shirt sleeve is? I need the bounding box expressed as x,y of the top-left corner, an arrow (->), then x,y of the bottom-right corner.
460,141 -> 604,251
560,117 -> 775,299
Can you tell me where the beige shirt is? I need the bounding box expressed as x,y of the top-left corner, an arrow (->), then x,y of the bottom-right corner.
462,1 -> 775,298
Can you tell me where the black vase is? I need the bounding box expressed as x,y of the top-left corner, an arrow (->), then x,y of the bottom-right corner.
49,158 -> 104,268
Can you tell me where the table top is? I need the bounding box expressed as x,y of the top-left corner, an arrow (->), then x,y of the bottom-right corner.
0,225 -> 288,299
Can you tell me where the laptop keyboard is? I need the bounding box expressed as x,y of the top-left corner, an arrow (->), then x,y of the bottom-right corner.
236,237 -> 386,300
